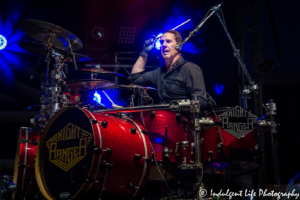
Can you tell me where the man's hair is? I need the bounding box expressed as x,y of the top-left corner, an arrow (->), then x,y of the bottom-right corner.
163,29 -> 182,44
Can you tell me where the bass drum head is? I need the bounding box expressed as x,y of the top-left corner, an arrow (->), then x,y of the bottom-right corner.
36,107 -> 95,200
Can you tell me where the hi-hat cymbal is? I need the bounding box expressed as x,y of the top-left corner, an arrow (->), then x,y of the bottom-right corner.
18,19 -> 83,50
68,69 -> 125,77
67,79 -> 115,91
18,42 -> 91,62
116,85 -> 156,91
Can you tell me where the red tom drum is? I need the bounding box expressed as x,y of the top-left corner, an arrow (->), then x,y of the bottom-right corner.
99,106 -> 192,165
201,107 -> 259,175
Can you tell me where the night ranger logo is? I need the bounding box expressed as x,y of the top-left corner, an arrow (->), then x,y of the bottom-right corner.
46,123 -> 93,172
217,106 -> 257,139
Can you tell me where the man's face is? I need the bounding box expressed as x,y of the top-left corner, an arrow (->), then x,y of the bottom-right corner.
160,32 -> 180,60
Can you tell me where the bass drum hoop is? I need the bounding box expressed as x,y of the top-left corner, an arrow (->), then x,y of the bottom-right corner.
35,107 -> 98,200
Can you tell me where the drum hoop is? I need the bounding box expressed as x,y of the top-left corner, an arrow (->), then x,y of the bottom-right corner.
93,104 -> 170,113
36,107 -> 98,200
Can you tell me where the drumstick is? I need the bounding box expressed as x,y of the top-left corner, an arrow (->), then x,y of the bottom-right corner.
155,19 -> 191,40
172,19 -> 191,30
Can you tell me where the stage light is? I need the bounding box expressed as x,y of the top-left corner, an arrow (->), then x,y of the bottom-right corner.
93,91 -> 101,104
118,26 -> 136,44
155,138 -> 163,143
215,84 -> 224,95
155,33 -> 163,50
0,35 -> 7,50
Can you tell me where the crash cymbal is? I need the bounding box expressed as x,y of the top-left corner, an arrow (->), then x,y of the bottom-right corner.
116,84 -> 156,90
18,19 -> 83,50
68,69 -> 125,77
67,79 -> 115,91
18,42 -> 91,62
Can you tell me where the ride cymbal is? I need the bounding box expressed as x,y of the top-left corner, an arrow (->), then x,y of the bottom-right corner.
18,19 -> 83,50
67,79 -> 116,91
116,85 -> 156,91
18,42 -> 91,62
68,69 -> 125,77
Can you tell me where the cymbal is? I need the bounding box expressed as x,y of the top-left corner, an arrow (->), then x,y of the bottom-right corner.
18,42 -> 91,62
18,19 -> 83,50
67,79 -> 115,91
68,69 -> 125,77
116,85 -> 156,91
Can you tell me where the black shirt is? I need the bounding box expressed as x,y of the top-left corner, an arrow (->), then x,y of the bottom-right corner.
129,56 -> 207,106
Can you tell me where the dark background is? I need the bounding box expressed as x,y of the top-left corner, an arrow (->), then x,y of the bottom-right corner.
0,0 -> 299,187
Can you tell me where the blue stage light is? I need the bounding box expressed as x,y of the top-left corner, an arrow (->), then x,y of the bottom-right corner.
155,138 -> 163,143
155,33 -> 163,50
93,91 -> 101,104
215,84 -> 224,95
0,35 -> 7,50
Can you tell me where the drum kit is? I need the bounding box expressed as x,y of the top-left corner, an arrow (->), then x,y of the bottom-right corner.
0,19 -> 278,200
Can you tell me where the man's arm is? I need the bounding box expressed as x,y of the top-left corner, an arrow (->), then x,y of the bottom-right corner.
131,35 -> 156,74
131,56 -> 147,74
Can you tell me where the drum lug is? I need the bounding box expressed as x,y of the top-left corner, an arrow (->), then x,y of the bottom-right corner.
175,154 -> 181,162
101,161 -> 113,170
141,130 -> 148,135
85,177 -> 94,182
20,139 -> 28,143
207,151 -> 214,158
134,154 -> 142,161
18,162 -> 26,169
127,182 -> 134,189
150,111 -> 156,118
104,148 -> 112,156
33,139 -> 39,146
89,119 -> 98,124
94,146 -> 102,154
89,118 -> 108,128
217,143 -> 224,154
130,127 -> 136,135
101,121 -> 108,128
176,113 -> 181,123
146,157 -> 153,163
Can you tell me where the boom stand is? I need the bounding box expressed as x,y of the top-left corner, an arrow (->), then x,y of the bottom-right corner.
191,96 -> 203,200
214,9 -> 259,100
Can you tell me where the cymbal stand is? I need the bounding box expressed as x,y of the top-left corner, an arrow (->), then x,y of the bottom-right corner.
67,39 -> 78,70
190,96 -> 203,200
49,52 -> 68,117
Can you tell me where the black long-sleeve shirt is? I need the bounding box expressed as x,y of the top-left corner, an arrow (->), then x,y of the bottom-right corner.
129,56 -> 207,106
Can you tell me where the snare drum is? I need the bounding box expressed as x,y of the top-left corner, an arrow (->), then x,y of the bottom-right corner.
35,107 -> 152,200
13,127 -> 40,200
201,107 -> 258,175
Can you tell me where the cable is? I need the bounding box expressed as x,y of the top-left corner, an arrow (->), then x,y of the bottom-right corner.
212,110 -> 223,144
149,140 -> 170,190
191,167 -> 204,197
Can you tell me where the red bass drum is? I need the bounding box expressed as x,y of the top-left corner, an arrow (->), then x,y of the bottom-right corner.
35,107 -> 152,200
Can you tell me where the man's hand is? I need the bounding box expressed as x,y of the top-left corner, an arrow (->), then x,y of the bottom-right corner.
141,35 -> 157,56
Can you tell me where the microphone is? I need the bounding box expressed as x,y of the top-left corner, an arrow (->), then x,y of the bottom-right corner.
175,44 -> 182,51
210,2 -> 223,11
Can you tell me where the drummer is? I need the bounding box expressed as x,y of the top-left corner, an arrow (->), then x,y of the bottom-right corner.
129,29 -> 207,107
